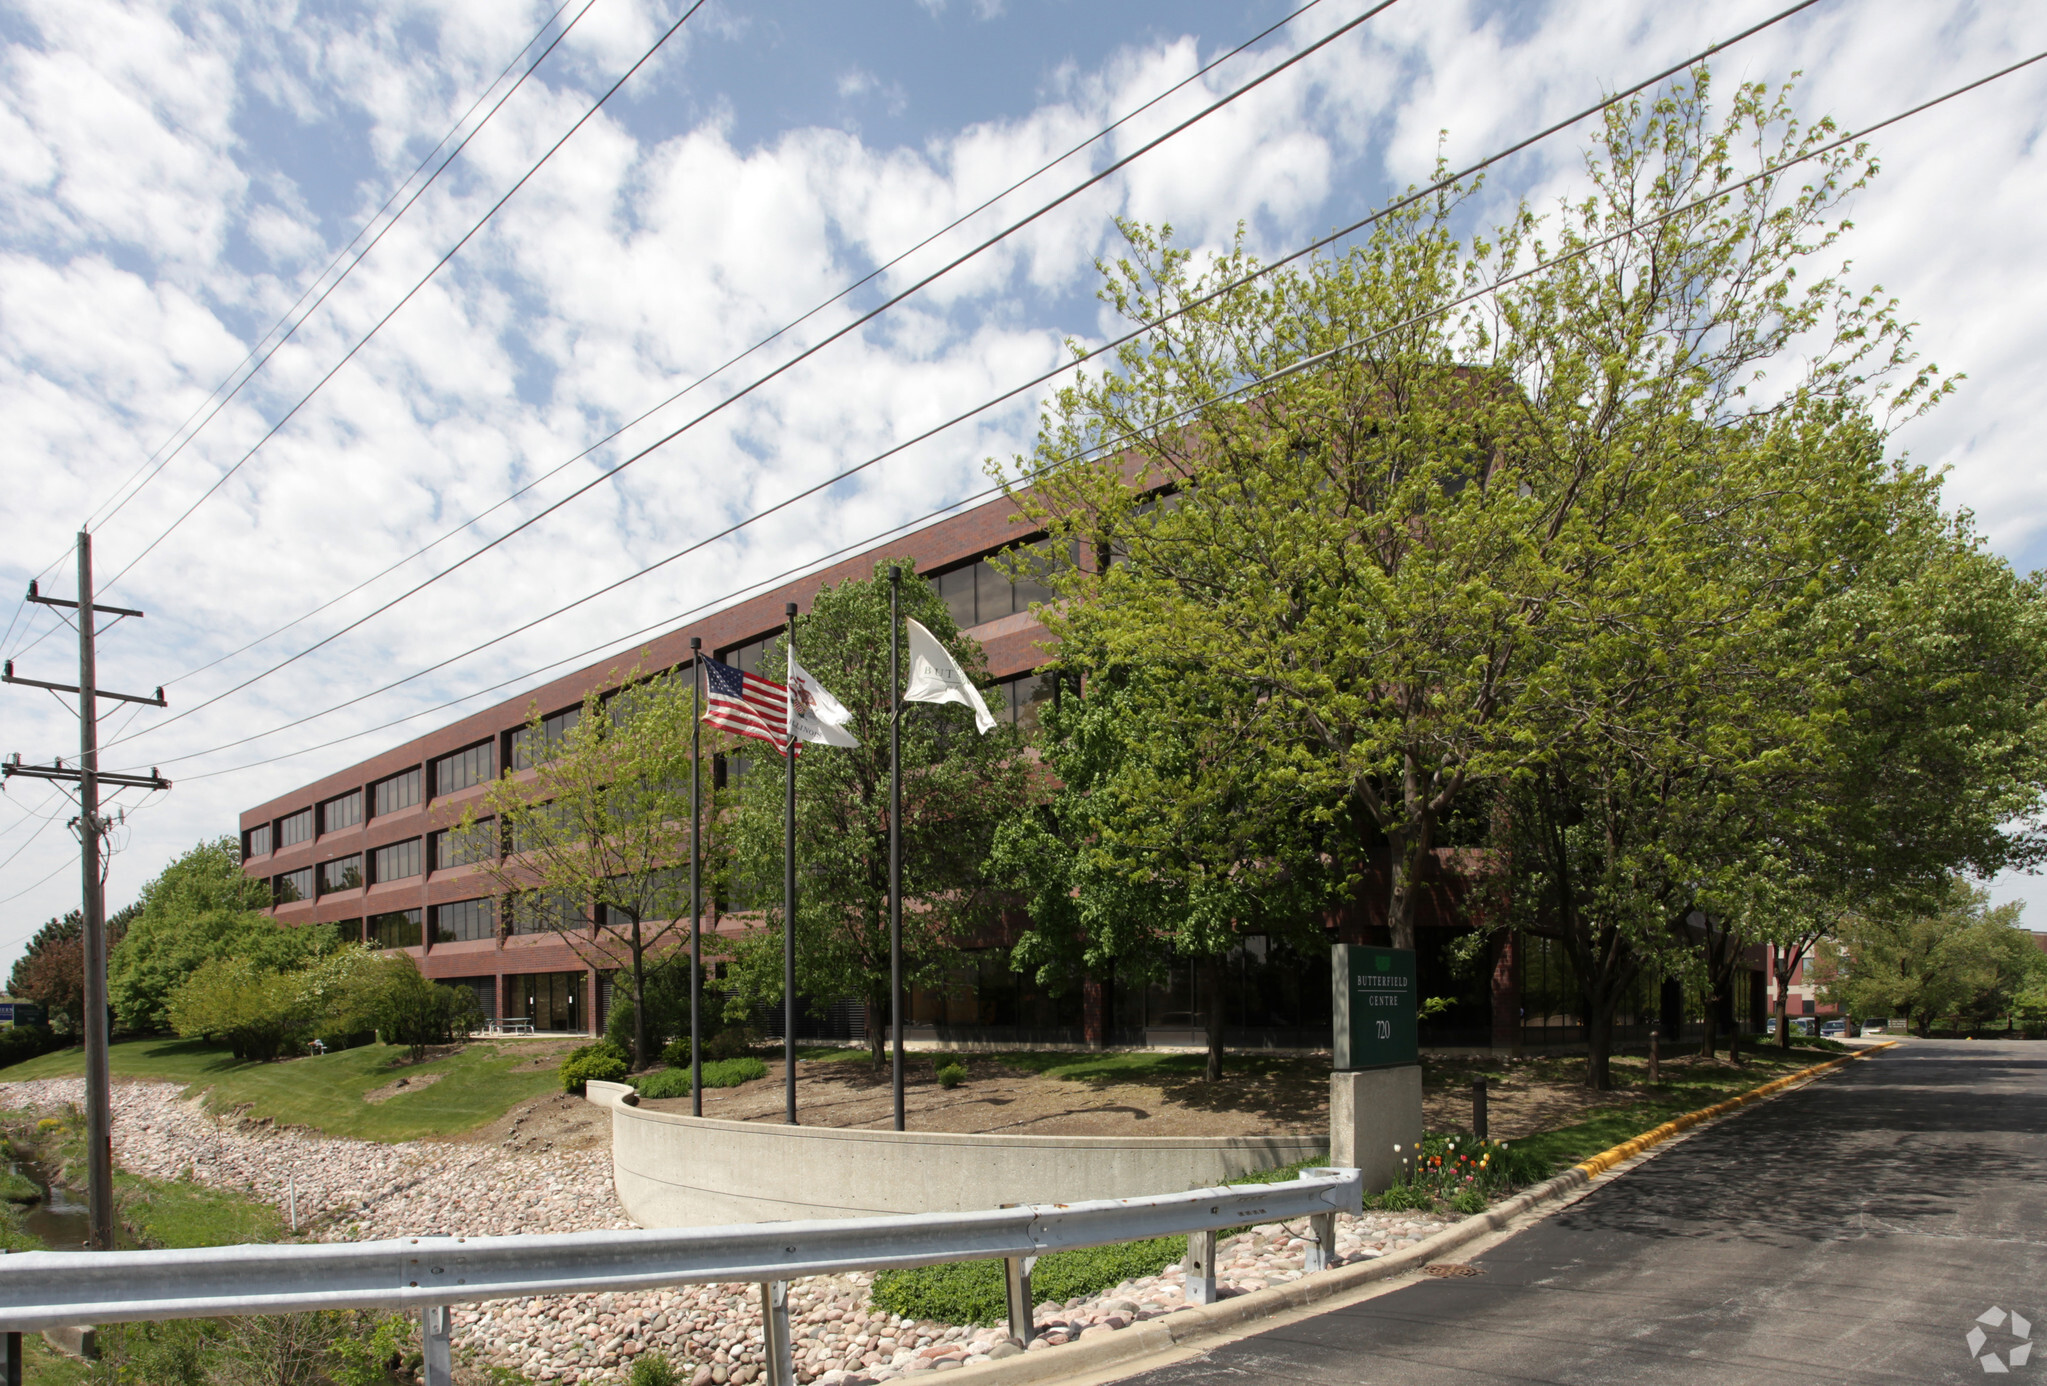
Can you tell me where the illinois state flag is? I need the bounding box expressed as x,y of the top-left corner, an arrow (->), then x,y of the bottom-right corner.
787,650 -> 860,748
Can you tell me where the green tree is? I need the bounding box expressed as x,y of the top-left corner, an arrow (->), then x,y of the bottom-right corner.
6,903 -> 137,1032
998,72 -> 1936,978
109,837 -> 324,1032
992,665 -> 1328,1081
1816,879 -> 2040,1035
724,563 -> 1031,1067
166,955 -> 317,1063
462,668 -> 698,1069
335,953 -> 481,1061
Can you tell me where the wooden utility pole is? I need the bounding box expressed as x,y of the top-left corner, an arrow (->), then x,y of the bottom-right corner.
3,530 -> 169,1251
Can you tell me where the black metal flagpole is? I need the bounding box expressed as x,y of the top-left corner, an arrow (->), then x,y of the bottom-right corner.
889,566 -> 905,1131
688,637 -> 703,1118
783,602 -> 799,1126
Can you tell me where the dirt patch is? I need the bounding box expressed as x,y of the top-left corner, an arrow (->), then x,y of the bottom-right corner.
449,1088 -> 612,1152
363,1071 -> 445,1105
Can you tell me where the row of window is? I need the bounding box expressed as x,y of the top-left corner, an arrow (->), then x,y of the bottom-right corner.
247,536 -> 1078,866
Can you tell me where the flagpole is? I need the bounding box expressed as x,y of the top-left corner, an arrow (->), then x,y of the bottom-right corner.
889,566 -> 905,1132
783,601 -> 799,1126
688,637 -> 703,1119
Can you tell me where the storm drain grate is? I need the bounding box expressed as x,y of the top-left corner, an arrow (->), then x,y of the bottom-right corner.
1422,1263 -> 1482,1278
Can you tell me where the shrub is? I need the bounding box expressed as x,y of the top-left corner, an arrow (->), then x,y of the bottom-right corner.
1449,1187 -> 1488,1216
660,1036 -> 691,1069
0,1024 -> 63,1071
624,1055 -> 766,1099
936,1061 -> 966,1089
629,1355 -> 681,1386
872,1236 -> 1184,1326
560,1042 -> 630,1094
704,1028 -> 758,1061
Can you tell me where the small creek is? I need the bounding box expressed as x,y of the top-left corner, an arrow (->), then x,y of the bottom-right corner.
9,1156 -> 91,1251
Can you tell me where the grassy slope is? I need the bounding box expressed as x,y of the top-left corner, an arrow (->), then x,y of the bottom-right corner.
0,1037 -> 560,1142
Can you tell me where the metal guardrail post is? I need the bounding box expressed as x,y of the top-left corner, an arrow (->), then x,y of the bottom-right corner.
760,1279 -> 793,1386
5,1329 -> 19,1386
1305,1212 -> 1336,1274
1004,1255 -> 1036,1345
1184,1229 -> 1218,1305
420,1305 -> 452,1386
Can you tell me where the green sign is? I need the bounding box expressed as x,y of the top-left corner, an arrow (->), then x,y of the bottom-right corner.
1331,945 -> 1417,1070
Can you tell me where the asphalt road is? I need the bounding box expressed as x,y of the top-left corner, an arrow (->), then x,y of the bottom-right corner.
1115,1040 -> 2046,1386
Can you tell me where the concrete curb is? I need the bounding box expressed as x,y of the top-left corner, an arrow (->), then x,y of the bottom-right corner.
922,1042 -> 1894,1386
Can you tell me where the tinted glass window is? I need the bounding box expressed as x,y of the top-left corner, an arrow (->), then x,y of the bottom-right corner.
320,791 -> 362,833
319,856 -> 362,893
371,838 -> 422,883
433,742 -> 493,796
511,708 -> 582,770
511,889 -> 584,935
277,809 -> 313,847
372,768 -> 422,816
1002,671 -> 1054,731
369,909 -> 422,949
243,824 -> 271,860
430,821 -> 494,871
433,898 -> 496,943
718,633 -> 779,677
274,867 -> 313,904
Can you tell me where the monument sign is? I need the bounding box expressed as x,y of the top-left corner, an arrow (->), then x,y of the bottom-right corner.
1331,944 -> 1417,1070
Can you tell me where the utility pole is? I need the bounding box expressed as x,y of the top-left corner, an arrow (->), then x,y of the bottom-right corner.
2,529 -> 169,1252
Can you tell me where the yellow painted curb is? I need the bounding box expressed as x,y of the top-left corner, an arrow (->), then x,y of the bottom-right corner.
1572,1039 -> 1896,1178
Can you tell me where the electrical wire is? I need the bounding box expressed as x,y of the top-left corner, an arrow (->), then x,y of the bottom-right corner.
150,0 -> 1341,697
101,0 -> 1823,759
97,0 -> 712,596
0,853 -> 75,908
163,481 -> 1015,783
81,0 -> 593,538
113,33 -> 2043,782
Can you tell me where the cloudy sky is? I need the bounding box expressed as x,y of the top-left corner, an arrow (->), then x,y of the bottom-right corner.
2,0 -> 2045,957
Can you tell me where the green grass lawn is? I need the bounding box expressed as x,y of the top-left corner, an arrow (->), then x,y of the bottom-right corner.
0,1037 -> 563,1142
1505,1043 -> 1854,1174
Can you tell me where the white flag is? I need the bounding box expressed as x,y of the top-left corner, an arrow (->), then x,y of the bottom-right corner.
903,618 -> 997,734
787,649 -> 860,748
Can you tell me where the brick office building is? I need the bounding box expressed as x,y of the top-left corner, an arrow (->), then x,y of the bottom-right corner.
238,489 -> 1749,1050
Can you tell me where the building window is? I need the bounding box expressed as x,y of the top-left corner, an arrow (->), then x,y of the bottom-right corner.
510,889 -> 584,935
931,537 -> 1072,629
372,767 -> 422,816
432,742 -> 493,797
274,867 -> 313,904
998,671 -> 1055,731
319,790 -> 363,834
432,898 -> 496,943
511,708 -> 582,770
319,855 -> 363,894
717,632 -> 781,678
429,820 -> 495,871
369,908 -> 422,949
277,808 -> 313,848
505,971 -> 584,1032
243,824 -> 271,860
371,838 -> 422,883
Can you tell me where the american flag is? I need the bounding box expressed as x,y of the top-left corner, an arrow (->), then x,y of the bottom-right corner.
701,656 -> 790,750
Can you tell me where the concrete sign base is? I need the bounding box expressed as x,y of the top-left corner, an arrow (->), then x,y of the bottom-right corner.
1330,1066 -> 1424,1193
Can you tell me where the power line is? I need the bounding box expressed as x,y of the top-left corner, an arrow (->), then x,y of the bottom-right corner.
102,0 -> 1821,759
162,482 -> 1014,783
117,25 -> 2037,783
97,0 -> 712,596
149,0 -> 1340,697
97,0 -> 1424,744
0,854 -> 72,909
81,0 -> 594,538
0,0 -> 590,669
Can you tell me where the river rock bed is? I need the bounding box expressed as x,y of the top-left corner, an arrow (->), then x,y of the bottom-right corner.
0,1077 -> 1455,1383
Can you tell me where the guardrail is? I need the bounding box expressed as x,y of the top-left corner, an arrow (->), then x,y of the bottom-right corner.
0,1167 -> 1363,1386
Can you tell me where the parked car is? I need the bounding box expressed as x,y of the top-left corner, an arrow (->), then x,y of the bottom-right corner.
1859,1021 -> 1891,1038
1821,1020 -> 1848,1038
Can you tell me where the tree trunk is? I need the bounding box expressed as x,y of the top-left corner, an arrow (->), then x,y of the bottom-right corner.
631,925 -> 648,1071
866,984 -> 887,1070
1584,1003 -> 1614,1091
1774,965 -> 1792,1050
1700,993 -> 1719,1060
1203,955 -> 1227,1084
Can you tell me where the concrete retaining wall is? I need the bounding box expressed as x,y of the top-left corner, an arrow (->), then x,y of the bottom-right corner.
584,1082 -> 1328,1228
